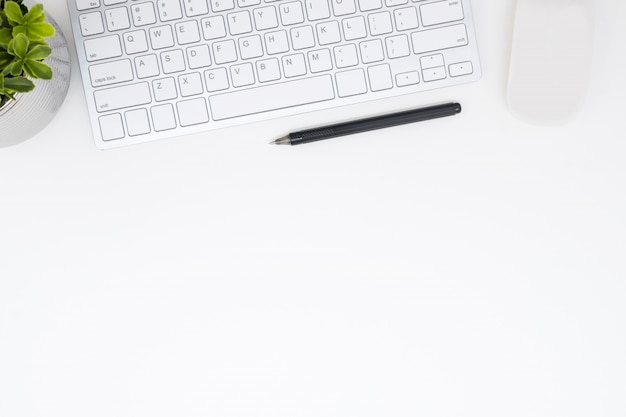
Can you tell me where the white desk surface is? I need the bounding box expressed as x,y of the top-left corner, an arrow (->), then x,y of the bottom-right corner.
1,1 -> 625,416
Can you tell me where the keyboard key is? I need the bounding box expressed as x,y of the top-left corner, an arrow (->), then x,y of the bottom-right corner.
89,59 -> 134,87
186,44 -> 212,68
201,16 -> 227,39
359,39 -> 384,63
105,7 -> 131,31
239,0 -> 261,6
422,66 -> 446,82
279,2 -> 305,26
161,49 -> 186,73
99,113 -> 125,140
135,54 -> 160,78
308,48 -> 333,72
210,0 -> 235,12
281,53 -> 307,77
316,20 -> 341,45
94,82 -> 152,112
394,6 -> 418,31
256,58 -> 281,82
153,77 -> 178,101
420,53 -> 444,69
184,0 -> 210,16
331,0 -> 356,16
358,0 -> 382,12
76,0 -> 101,11
291,26 -> 315,50
177,98 -> 210,126
123,30 -> 149,54
368,11 -> 393,36
305,0 -> 331,21
420,0 -> 464,27
213,39 -> 238,64
125,108 -> 151,136
411,24 -> 468,54
175,21 -> 201,44
149,25 -> 175,49
239,35 -> 264,59
334,44 -> 359,68
131,2 -> 157,26
342,16 -> 367,40
157,0 -> 183,22
209,75 -> 335,120
227,11 -> 253,35
230,62 -> 256,87
178,72 -> 204,96
79,12 -> 104,36
395,71 -> 419,86
367,63 -> 392,91
205,68 -> 230,91
151,104 -> 177,131
385,0 -> 407,5
335,68 -> 367,97
385,34 -> 410,58
264,30 -> 289,54
254,6 -> 279,30
449,61 -> 473,77
84,35 -> 122,61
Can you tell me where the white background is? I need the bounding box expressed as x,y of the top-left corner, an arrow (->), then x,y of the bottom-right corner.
1,1 -> 625,416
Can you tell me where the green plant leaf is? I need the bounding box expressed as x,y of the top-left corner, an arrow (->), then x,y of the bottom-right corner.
25,43 -> 50,60
0,27 -> 12,45
0,49 -> 14,68
24,58 -> 51,79
3,1 -> 25,26
12,20 -> 54,40
24,3 -> 45,24
8,32 -> 28,58
0,73 -> 18,103
0,10 -> 9,28
3,74 -> 34,92
2,2 -> 55,42
6,59 -> 23,76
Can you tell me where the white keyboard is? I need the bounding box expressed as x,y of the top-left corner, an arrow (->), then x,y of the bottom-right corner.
67,0 -> 481,149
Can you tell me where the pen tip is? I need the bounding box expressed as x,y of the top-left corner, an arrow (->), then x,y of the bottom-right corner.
271,136 -> 291,145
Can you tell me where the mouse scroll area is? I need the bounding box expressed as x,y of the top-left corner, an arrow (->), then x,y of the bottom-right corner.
507,0 -> 595,125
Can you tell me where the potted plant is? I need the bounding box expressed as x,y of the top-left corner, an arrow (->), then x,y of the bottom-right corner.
0,0 -> 70,148
0,0 -> 54,107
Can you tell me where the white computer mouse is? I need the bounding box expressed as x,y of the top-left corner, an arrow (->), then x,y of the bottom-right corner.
507,0 -> 595,125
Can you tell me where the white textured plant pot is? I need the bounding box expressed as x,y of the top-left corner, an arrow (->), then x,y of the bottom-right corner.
0,9 -> 71,148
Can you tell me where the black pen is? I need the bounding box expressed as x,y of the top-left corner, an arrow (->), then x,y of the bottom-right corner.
271,102 -> 462,146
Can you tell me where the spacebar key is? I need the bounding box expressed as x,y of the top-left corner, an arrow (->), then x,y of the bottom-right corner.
209,75 -> 335,121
